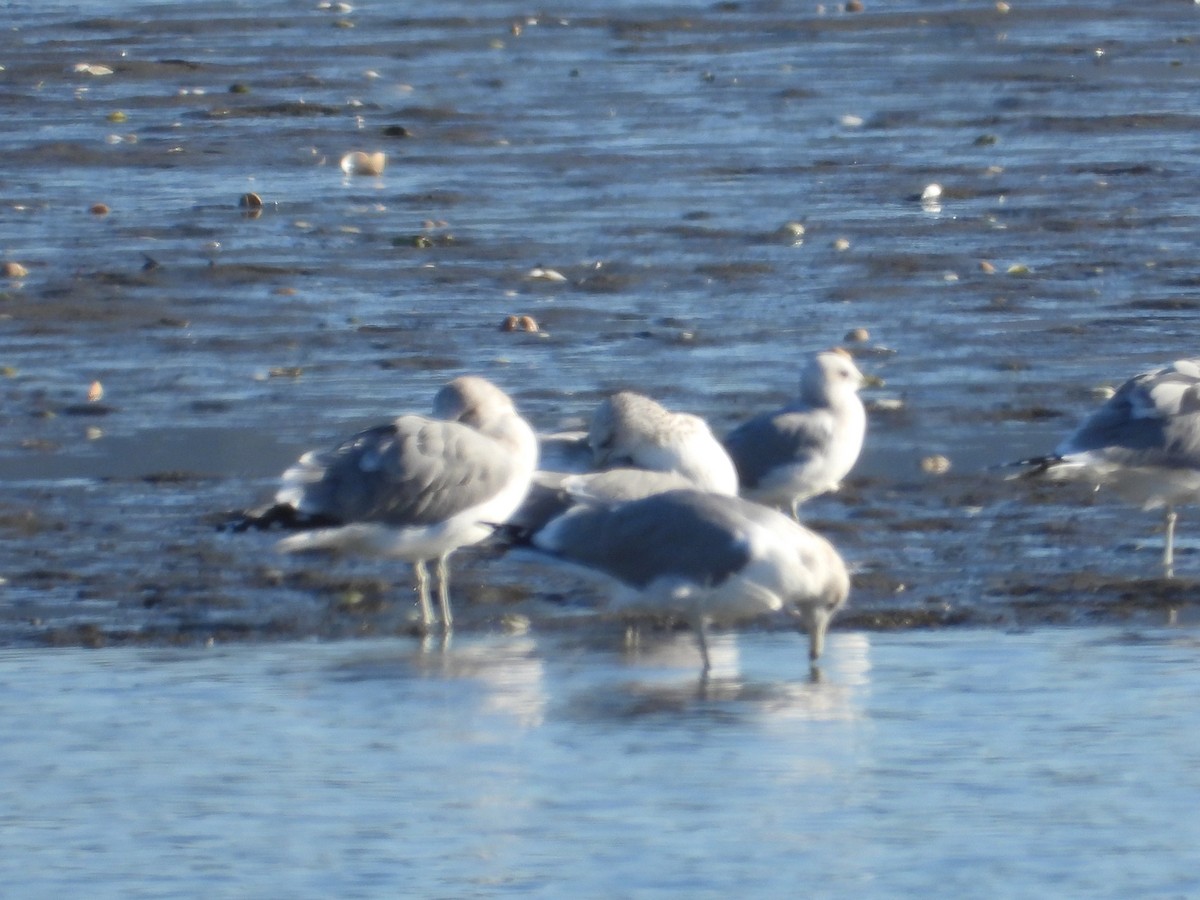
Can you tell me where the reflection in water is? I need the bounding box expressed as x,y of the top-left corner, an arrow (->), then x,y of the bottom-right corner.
331,634 -> 550,728
1,628 -> 1198,896
561,631 -> 873,725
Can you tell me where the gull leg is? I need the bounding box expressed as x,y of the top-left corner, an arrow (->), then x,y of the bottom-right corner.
691,613 -> 713,674
414,559 -> 435,631
1164,507 -> 1177,579
789,498 -> 801,522
623,625 -> 641,654
435,553 -> 454,631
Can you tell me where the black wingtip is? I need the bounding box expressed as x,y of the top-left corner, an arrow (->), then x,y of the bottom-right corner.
988,455 -> 1062,477
219,504 -> 341,533
482,521 -> 535,548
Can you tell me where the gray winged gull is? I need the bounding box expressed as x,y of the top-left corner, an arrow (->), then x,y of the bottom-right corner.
517,391 -> 740,531
523,489 -> 849,672
237,376 -> 538,629
724,349 -> 866,519
586,391 -> 739,495
1015,358 -> 1200,577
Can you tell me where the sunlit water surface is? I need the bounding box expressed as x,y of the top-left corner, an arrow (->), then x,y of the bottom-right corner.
1,628 -> 1197,897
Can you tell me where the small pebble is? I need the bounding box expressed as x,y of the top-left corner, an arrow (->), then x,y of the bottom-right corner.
844,327 -> 870,343
2,262 -> 29,278
501,613 -> 531,635
845,0 -> 864,12
920,454 -> 952,475
340,151 -> 386,176
87,380 -> 104,403
89,203 -> 109,216
833,237 -> 851,252
776,221 -> 806,243
239,192 -> 263,210
979,260 -> 997,274
921,183 -> 943,202
501,315 -> 540,333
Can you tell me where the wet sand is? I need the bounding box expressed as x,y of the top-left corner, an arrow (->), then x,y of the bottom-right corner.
2,1 -> 1200,649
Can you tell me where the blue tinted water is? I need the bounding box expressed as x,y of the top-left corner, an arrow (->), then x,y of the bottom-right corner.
1,628 -> 1196,897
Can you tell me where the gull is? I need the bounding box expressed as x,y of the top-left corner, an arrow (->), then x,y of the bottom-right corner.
234,376 -> 538,629
586,391 -> 740,495
1015,358 -> 1200,577
517,392 -> 739,532
522,489 -> 850,673
724,349 -> 867,519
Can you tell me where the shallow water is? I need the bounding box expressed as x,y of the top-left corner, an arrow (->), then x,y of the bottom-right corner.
2,626 -> 1198,897
2,1 -> 1200,892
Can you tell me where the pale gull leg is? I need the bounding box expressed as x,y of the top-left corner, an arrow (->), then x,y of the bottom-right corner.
623,625 -> 641,653
691,611 -> 713,674
435,553 -> 454,630
789,498 -> 801,522
808,609 -> 829,662
1163,506 -> 1177,579
413,559 -> 435,630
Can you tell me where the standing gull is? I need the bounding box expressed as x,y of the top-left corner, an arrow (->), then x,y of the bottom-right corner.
235,376 -> 538,629
724,349 -> 867,519
522,489 -> 849,673
1015,358 -> 1200,577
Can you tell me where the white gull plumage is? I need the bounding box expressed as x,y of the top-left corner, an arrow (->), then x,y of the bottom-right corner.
586,391 -> 739,496
1018,358 -> 1200,577
518,391 -> 739,530
525,489 -> 849,673
724,349 -> 866,519
240,376 -> 538,629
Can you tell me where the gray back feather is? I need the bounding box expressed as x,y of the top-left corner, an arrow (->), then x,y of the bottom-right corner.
724,411 -> 828,488
286,416 -> 518,526
540,490 -> 754,588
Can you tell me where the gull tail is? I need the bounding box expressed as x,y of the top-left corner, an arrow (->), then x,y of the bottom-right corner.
221,503 -> 341,533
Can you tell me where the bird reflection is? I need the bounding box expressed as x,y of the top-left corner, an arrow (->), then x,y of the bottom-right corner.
563,631 -> 872,723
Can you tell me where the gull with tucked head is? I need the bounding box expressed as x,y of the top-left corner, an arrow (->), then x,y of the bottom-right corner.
587,391 -> 740,496
234,376 -> 538,630
518,390 -> 739,530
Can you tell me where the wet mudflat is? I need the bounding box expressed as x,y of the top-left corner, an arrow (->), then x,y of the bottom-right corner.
1,0 -> 1199,892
